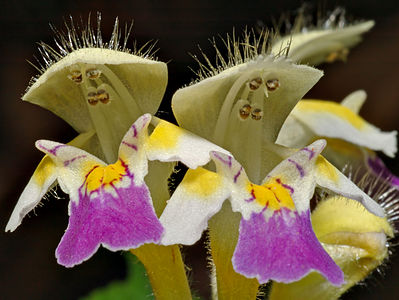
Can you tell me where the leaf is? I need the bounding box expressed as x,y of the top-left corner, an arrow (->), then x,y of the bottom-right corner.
81,254 -> 154,300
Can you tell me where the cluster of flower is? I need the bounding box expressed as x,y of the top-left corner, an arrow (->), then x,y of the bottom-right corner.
6,11 -> 399,300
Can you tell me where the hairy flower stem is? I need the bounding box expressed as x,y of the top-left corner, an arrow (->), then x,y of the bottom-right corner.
208,203 -> 259,300
131,245 -> 192,300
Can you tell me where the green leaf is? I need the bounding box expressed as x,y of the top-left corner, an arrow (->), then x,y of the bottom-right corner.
81,254 -> 154,300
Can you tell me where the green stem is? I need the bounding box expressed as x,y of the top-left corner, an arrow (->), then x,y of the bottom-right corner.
131,244 -> 192,300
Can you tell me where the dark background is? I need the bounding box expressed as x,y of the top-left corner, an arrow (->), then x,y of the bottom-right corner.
1,1 -> 399,299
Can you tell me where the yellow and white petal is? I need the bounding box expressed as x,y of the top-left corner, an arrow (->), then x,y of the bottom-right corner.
272,21 -> 374,65
146,118 -> 230,169
211,151 -> 263,219
159,167 -> 231,245
5,155 -> 57,232
262,140 -> 326,213
172,56 -> 323,144
25,48 -> 167,163
35,140 -> 106,202
5,131 -> 96,232
285,99 -> 397,157
211,140 -> 326,219
315,156 -> 385,217
118,114 -> 152,184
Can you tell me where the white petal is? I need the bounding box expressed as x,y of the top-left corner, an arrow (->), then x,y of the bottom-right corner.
285,100 -> 397,157
272,21 -> 374,65
146,118 -> 230,169
118,114 -> 151,184
35,140 -> 106,200
5,131 -> 96,232
262,140 -> 326,213
340,90 -> 367,113
5,155 -> 57,232
160,167 -> 230,245
315,156 -> 385,217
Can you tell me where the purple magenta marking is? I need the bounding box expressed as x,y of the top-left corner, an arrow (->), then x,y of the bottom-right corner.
64,155 -> 87,167
275,178 -> 295,194
302,147 -> 315,160
122,141 -> 138,151
368,156 -> 399,187
38,143 -> 66,156
245,197 -> 255,203
232,209 -> 344,285
288,159 -> 305,178
245,184 -> 256,202
234,166 -> 243,183
131,124 -> 138,138
56,171 -> 162,267
282,183 -> 294,194
213,152 -> 232,168
261,204 -> 270,213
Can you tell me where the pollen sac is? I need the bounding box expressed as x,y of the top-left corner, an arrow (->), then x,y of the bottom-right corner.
87,89 -> 111,105
325,48 -> 349,63
86,68 -> 102,80
67,70 -> 83,84
97,89 -> 110,104
239,104 -> 252,120
251,108 -> 263,120
266,79 -> 280,91
248,77 -> 263,90
87,91 -> 98,105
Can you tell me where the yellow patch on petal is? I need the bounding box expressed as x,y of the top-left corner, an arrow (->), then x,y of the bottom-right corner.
247,179 -> 295,211
33,155 -> 56,186
181,168 -> 222,197
323,137 -> 363,157
316,156 -> 339,183
148,120 -> 181,150
312,196 -> 394,239
297,100 -> 366,129
86,160 -> 127,192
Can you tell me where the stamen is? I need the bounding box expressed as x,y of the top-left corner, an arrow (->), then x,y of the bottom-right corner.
87,91 -> 98,105
251,108 -> 263,120
266,79 -> 280,91
239,104 -> 252,120
213,70 -> 260,143
96,89 -> 110,104
325,48 -> 349,63
248,77 -> 263,90
67,70 -> 82,84
86,68 -> 102,79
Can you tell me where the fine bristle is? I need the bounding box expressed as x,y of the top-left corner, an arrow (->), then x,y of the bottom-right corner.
188,5 -> 358,84
27,12 -> 158,89
271,4 -> 349,38
188,28 -> 280,83
346,165 -> 399,233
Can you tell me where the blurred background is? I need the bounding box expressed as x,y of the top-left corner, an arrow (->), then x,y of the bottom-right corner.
1,0 -> 399,299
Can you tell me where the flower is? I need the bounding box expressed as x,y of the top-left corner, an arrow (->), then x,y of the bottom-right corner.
6,16 -> 168,233
168,22 -> 394,297
271,8 -> 374,66
7,10 -> 397,300
276,90 -> 398,185
160,139 -> 387,285
19,113 -> 229,267
5,16 -> 196,298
